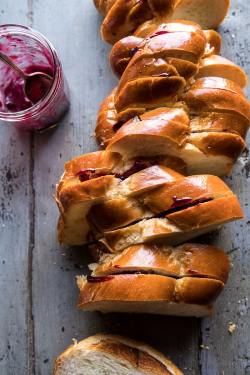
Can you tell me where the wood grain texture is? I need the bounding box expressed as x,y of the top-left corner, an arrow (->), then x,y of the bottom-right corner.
200,3 -> 250,373
0,1 -> 249,374
0,3 -> 32,375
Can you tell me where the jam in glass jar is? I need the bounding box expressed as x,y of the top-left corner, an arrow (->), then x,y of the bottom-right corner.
0,24 -> 70,131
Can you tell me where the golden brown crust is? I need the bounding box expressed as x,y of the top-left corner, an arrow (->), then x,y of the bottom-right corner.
95,89 -> 118,148
111,22 -> 205,121
91,340 -> 175,375
196,55 -> 248,87
54,334 -> 183,375
183,77 -> 250,121
203,30 -> 221,55
56,159 -> 186,245
101,195 -> 243,252
93,243 -> 230,283
77,274 -> 224,311
88,174 -> 233,232
166,195 -> 243,230
56,147 -> 243,247
190,112 -> 249,139
95,20 -> 249,177
188,132 -> 245,160
95,0 -> 230,44
107,107 -> 190,157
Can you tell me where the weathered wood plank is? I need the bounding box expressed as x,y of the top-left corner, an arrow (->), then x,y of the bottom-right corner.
1,1 -> 249,374
199,2 -> 250,374
0,3 -> 31,375
31,1 -> 199,374
31,1 -> 116,374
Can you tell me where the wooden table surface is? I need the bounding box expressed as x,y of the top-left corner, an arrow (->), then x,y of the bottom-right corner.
0,1 -> 249,374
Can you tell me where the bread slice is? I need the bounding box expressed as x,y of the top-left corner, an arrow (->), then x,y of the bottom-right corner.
183,77 -> 250,122
56,151 -> 243,246
92,243 -> 230,283
113,22 -> 206,121
95,0 -> 229,44
77,274 -> 224,317
170,0 -> 230,30
101,195 -> 243,252
107,107 -> 190,158
96,17 -> 249,176
203,30 -> 221,55
79,243 -> 229,317
56,158 -> 184,245
196,55 -> 248,88
88,174 -> 234,232
110,27 -> 221,77
53,334 -> 183,375
55,151 -> 121,245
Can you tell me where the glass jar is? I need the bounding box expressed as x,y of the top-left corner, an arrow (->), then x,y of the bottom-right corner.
0,24 -> 70,131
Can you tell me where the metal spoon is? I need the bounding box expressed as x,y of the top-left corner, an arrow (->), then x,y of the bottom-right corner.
0,50 -> 53,104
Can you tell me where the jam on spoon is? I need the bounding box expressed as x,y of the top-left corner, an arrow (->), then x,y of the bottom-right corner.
0,50 -> 52,105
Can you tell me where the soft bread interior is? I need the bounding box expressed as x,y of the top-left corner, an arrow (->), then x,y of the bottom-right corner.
101,195 -> 243,252
171,0 -> 230,29
54,334 -> 183,375
88,174 -> 233,232
56,160 -> 183,245
54,350 -> 149,375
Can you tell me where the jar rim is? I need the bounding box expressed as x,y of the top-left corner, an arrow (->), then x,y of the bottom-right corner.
0,24 -> 62,121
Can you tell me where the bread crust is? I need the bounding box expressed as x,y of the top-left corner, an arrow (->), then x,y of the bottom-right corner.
54,333 -> 183,375
93,243 -> 230,283
88,174 -> 233,232
56,148 -> 243,246
196,55 -> 248,87
102,195 -> 243,252
94,21 -> 250,176
95,0 -> 230,44
77,274 -> 224,315
56,160 -> 185,245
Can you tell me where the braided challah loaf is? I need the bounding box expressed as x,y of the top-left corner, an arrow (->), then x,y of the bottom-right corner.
95,20 -> 249,176
55,5 -> 246,318
56,151 -> 243,247
77,243 -> 230,317
94,0 -> 230,44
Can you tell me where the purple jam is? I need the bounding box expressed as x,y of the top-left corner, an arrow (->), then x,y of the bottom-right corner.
0,25 -> 70,131
167,196 -> 213,213
128,47 -> 139,57
188,269 -> 200,275
113,120 -> 124,132
76,159 -> 155,183
170,196 -> 194,209
87,275 -> 114,283
76,168 -> 107,182
0,34 -> 54,113
115,160 -> 154,180
149,30 -> 169,39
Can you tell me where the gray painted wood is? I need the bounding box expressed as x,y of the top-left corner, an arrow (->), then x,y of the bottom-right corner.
200,4 -> 250,374
0,2 -> 32,375
0,1 -> 249,374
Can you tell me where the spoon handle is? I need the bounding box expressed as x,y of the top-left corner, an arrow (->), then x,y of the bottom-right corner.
0,51 -> 26,80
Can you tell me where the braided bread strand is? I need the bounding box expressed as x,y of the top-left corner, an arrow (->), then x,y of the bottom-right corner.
95,20 -> 249,176
94,0 -> 230,44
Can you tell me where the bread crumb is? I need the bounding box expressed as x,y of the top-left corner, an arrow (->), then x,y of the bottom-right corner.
200,344 -> 209,350
228,322 -> 237,334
